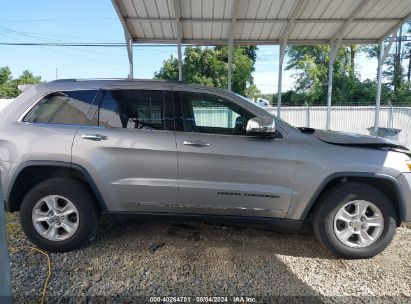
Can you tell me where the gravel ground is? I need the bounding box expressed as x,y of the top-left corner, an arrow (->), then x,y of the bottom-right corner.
5,213 -> 411,303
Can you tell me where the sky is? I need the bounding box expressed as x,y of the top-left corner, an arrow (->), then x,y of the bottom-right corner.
0,0 -> 379,94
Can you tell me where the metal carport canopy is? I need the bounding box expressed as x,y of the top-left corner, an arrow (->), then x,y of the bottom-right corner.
112,0 -> 411,130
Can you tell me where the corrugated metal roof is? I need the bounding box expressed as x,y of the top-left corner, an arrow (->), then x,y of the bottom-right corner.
112,0 -> 411,45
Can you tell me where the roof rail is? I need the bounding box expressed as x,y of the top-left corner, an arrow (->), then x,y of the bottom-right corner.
50,79 -> 78,82
17,84 -> 35,92
48,78 -> 186,83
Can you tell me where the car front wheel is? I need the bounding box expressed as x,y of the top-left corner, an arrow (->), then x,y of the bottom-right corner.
313,182 -> 397,259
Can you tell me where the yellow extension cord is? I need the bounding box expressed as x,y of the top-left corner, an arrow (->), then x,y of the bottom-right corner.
10,246 -> 51,304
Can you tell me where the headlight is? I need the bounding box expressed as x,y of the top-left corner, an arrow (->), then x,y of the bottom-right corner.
407,160 -> 411,171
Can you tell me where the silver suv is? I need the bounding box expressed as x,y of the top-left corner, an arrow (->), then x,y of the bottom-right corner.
1,79 -> 411,258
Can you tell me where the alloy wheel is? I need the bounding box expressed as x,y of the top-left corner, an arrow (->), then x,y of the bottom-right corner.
333,200 -> 384,248
32,195 -> 79,241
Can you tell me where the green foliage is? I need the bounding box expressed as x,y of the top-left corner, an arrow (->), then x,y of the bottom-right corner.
0,66 -> 12,85
0,67 -> 14,98
154,30 -> 411,106
0,67 -> 41,98
260,93 -> 275,105
244,83 -> 261,100
361,23 -> 411,105
285,45 -> 363,105
286,42 -> 411,106
275,90 -> 307,106
154,46 -> 257,97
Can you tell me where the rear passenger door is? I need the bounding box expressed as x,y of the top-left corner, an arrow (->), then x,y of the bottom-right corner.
72,87 -> 178,212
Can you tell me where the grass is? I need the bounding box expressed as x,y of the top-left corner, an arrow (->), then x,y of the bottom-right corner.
6,213 -> 22,240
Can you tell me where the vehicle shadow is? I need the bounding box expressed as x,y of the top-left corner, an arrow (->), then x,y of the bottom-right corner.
71,218 -> 333,300
11,215 -> 406,302
96,217 -> 331,260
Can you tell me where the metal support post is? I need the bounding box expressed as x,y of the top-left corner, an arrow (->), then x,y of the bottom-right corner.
124,29 -> 133,79
277,42 -> 286,117
374,32 -> 397,132
326,43 -> 338,130
305,101 -> 310,127
0,185 -> 12,303
227,37 -> 233,91
177,41 -> 182,81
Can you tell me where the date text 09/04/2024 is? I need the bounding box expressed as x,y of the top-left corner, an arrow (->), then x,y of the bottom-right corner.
149,296 -> 257,303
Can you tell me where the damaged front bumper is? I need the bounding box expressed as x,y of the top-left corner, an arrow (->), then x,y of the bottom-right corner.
397,173 -> 411,222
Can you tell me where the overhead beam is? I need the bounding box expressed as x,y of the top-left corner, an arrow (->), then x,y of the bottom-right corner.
173,0 -> 183,81
329,0 -> 369,63
125,17 -> 403,24
379,12 -> 411,42
112,0 -> 134,79
279,0 -> 308,43
325,0 -> 369,130
131,38 -> 380,45
276,0 -> 306,117
330,0 -> 370,44
112,0 -> 134,37
227,0 -> 239,91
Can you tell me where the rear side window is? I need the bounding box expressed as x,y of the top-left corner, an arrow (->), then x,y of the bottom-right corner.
23,90 -> 98,125
96,89 -> 174,131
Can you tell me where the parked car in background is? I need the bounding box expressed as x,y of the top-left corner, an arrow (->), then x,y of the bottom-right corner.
255,97 -> 270,107
0,79 -> 410,258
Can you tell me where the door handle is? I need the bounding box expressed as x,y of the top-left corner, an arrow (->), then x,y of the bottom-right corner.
183,140 -> 211,147
81,134 -> 109,141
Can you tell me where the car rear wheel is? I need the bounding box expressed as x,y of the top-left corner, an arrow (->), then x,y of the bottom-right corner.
313,182 -> 397,259
20,177 -> 99,252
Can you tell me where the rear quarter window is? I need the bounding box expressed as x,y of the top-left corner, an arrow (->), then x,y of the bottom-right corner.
23,90 -> 98,125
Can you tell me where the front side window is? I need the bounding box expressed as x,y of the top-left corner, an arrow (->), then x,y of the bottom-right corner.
23,90 -> 98,125
176,91 -> 254,135
96,90 -> 173,131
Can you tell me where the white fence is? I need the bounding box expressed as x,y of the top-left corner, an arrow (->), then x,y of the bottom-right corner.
265,106 -> 411,147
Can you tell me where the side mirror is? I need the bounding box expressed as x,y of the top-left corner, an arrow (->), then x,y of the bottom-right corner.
246,116 -> 276,137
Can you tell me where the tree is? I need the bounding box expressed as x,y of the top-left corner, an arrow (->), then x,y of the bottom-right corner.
154,46 -> 257,97
17,70 -> 41,85
0,67 -> 12,85
285,45 -> 357,105
0,67 -> 15,98
244,83 -> 261,101
0,67 -> 41,98
362,23 -> 411,104
285,43 -> 411,106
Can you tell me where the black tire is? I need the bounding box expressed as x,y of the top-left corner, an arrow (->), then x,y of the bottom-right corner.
313,182 -> 397,259
20,177 -> 99,252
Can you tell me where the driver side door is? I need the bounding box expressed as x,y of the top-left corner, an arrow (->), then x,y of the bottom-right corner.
174,88 -> 295,218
